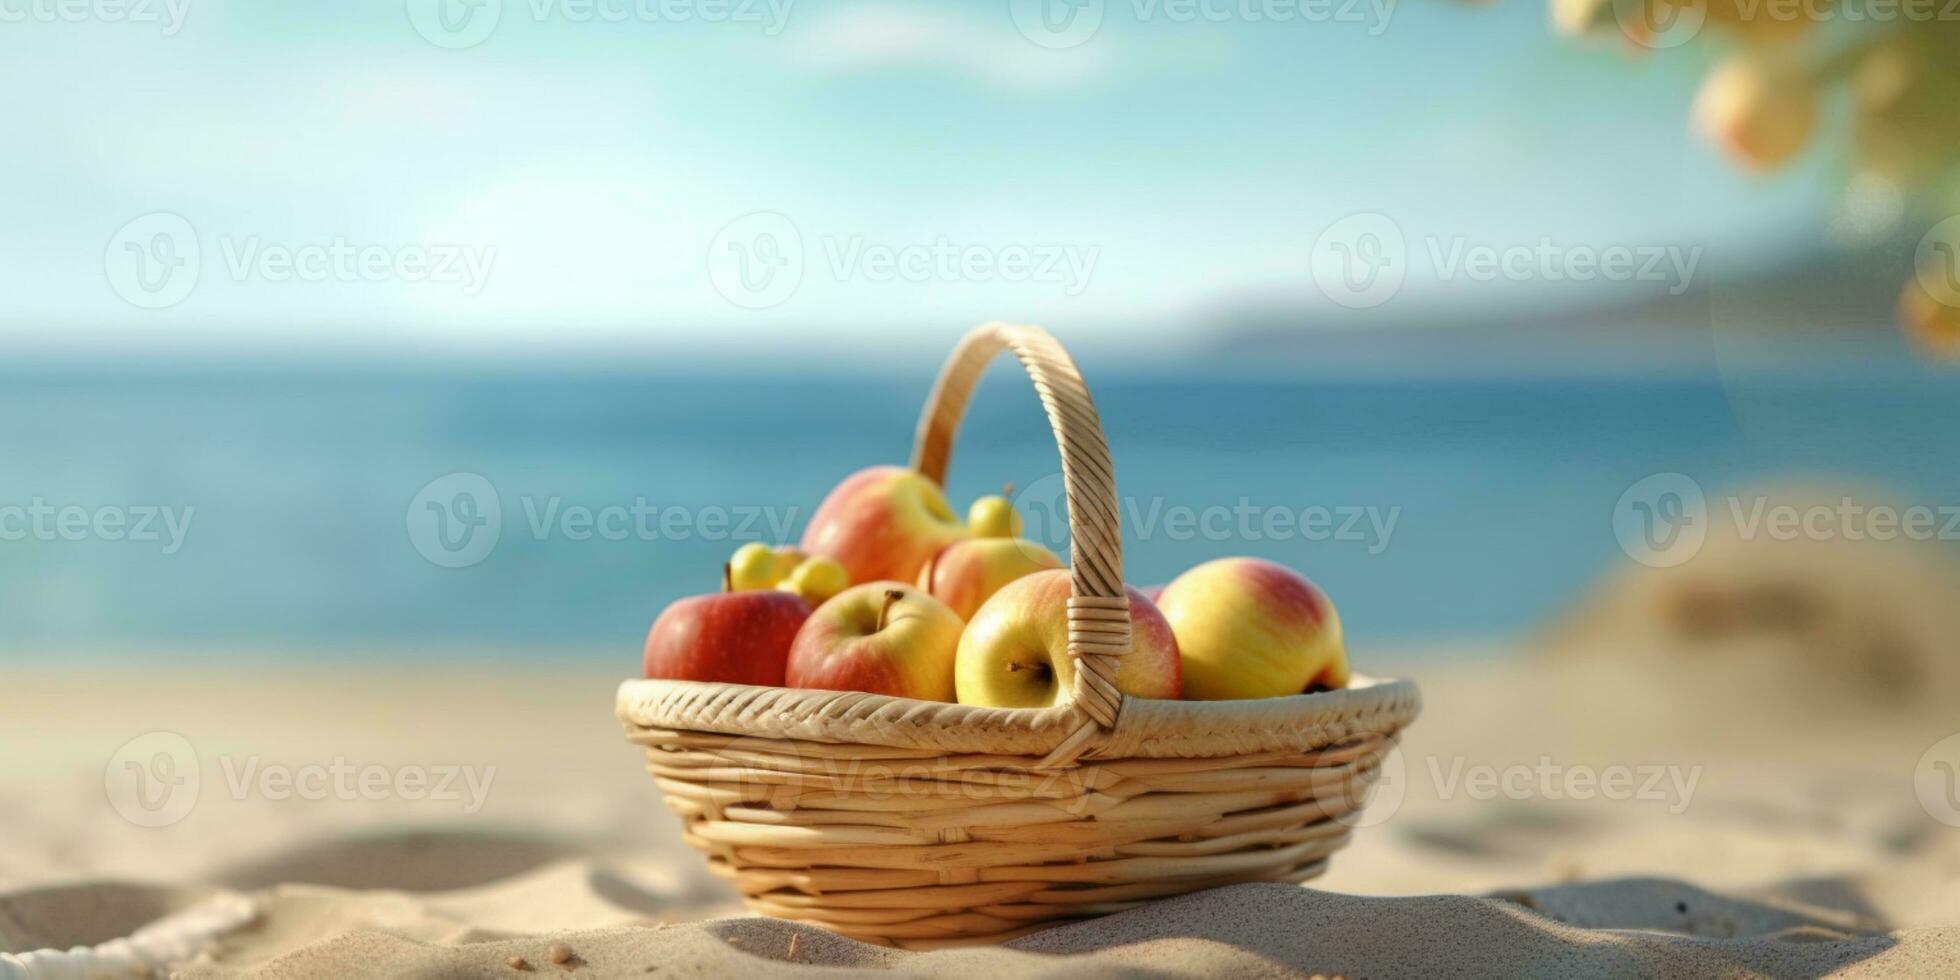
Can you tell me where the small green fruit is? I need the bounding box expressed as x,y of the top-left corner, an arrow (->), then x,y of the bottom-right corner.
780,555 -> 850,606
968,491 -> 1022,539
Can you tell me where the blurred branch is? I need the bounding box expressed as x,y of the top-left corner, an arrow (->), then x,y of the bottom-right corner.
1546,1 -> 1960,358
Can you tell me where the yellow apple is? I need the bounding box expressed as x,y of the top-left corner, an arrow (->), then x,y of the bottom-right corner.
1157,557 -> 1346,700
916,537 -> 1062,620
800,466 -> 971,584
955,569 -> 1182,708
768,545 -> 808,582
1694,56 -> 1816,174
779,555 -> 849,607
787,583 -> 964,701
967,487 -> 1023,538
728,542 -> 782,590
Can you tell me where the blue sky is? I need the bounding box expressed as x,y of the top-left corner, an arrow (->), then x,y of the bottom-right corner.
2,0 -> 1834,362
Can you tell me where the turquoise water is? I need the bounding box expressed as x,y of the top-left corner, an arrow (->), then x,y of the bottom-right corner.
4,364 -> 1957,657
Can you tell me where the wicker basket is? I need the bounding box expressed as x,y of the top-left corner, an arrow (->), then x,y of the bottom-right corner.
617,322 -> 1420,948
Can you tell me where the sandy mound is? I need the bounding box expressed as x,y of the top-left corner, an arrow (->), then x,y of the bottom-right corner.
165,881 -> 1959,978
1543,482 -> 1960,711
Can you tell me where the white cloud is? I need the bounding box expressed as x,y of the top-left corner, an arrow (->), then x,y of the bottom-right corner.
788,4 -> 1118,92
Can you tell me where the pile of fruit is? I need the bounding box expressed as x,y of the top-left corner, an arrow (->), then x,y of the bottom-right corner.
642,465 -> 1350,706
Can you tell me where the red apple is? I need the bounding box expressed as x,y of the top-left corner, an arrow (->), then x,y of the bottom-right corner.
786,582 -> 963,701
916,538 -> 1063,620
800,466 -> 970,585
954,570 -> 1182,708
642,589 -> 811,687
1156,557 -> 1346,700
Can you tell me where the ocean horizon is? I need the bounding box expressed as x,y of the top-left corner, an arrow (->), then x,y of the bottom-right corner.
6,360 -> 1958,660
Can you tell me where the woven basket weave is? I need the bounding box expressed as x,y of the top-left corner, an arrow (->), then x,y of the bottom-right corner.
617,322 -> 1420,948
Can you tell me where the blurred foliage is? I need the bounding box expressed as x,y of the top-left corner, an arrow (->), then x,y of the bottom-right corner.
1552,0 -> 1960,357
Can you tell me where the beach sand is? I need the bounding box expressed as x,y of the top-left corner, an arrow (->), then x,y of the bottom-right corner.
8,531 -> 1960,976
4,648 -> 1955,977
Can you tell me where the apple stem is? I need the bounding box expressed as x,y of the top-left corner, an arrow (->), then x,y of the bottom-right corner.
877,589 -> 904,632
1002,482 -> 1015,498
722,562 -> 734,593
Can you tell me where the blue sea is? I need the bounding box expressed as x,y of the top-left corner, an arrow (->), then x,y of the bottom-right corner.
4,363 -> 1958,658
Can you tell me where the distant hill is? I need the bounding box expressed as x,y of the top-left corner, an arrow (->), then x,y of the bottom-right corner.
1197,238 -> 1921,374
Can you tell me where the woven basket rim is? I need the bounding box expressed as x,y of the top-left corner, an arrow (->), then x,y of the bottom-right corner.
617,675 -> 1419,761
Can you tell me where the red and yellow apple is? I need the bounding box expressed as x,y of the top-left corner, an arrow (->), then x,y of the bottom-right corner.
954,570 -> 1182,708
786,583 -> 964,701
642,589 -> 811,687
916,537 -> 1062,620
1157,557 -> 1346,700
800,466 -> 970,585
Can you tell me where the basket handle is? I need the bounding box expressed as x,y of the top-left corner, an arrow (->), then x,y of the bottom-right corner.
911,323 -> 1130,738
